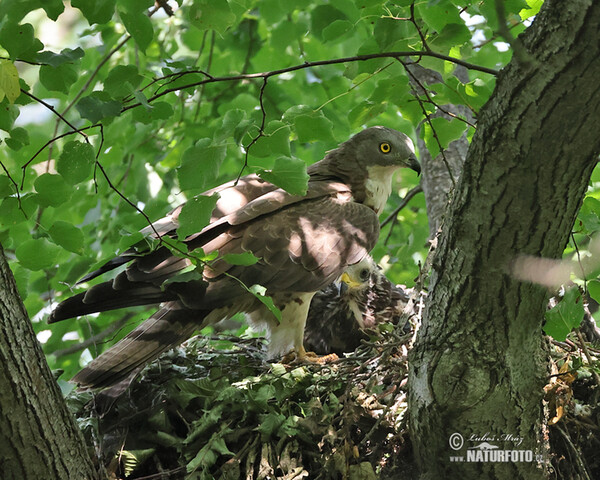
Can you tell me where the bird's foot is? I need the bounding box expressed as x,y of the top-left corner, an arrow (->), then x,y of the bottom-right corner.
281,347 -> 339,364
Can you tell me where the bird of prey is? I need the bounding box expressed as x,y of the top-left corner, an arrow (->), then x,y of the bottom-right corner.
303,256 -> 410,355
49,126 -> 419,389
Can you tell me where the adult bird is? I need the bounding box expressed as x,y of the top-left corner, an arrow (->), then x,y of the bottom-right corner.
49,126 -> 419,389
304,256 -> 411,355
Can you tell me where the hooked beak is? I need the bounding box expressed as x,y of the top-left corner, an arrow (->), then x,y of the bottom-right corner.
406,153 -> 420,176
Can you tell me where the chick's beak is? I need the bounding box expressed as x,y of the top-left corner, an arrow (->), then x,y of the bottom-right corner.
341,272 -> 362,289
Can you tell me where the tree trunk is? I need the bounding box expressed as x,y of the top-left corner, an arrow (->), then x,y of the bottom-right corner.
0,244 -> 100,480
409,1 -> 600,479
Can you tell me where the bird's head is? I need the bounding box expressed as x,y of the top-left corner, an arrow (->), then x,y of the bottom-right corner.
338,256 -> 378,297
307,126 -> 420,213
346,126 -> 420,175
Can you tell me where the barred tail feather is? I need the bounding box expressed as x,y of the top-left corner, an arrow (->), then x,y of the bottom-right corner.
48,281 -> 178,323
72,303 -> 203,389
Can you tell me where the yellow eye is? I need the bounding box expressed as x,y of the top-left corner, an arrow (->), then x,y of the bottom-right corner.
379,142 -> 391,154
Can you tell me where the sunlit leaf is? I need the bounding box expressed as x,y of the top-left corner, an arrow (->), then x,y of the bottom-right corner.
177,140 -> 227,192
0,60 -> 20,104
221,252 -> 260,266
543,288 -> 584,341
119,10 -> 153,52
33,174 -> 73,207
176,195 -> 218,240
188,1 -> 237,34
258,156 -> 309,196
72,0 -> 116,25
16,238 -> 62,271
56,141 -> 95,185
48,221 -> 85,254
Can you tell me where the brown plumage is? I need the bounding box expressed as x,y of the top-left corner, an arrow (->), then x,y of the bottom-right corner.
49,126 -> 419,390
304,256 -> 410,355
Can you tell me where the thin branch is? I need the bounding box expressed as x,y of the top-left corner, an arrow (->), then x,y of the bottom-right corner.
0,159 -> 22,209
381,185 -> 423,228
237,77 -> 269,183
409,3 -> 430,52
402,61 -> 477,127
122,50 -> 498,112
20,90 -> 89,141
193,31 -> 215,122
94,160 -> 162,240
494,0 -> 533,65
315,62 -> 393,112
401,60 -> 457,188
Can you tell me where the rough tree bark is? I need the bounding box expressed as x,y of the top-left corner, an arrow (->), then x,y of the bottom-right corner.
0,244 -> 99,480
409,1 -> 600,479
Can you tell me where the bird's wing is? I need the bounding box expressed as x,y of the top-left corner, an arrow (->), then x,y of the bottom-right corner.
76,179 -> 349,285
197,196 -> 380,307
140,174 -> 279,239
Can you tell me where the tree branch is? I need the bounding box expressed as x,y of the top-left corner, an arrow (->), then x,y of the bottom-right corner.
381,185 -> 423,228
122,50 -> 498,112
20,90 -> 89,142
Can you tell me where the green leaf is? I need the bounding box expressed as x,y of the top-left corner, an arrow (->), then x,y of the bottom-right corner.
36,48 -> 85,67
218,109 -> 254,143
132,101 -> 173,124
0,60 -> 20,104
418,0 -> 462,32
0,195 -> 36,227
322,20 -> 353,42
248,121 -> 291,159
188,1 -> 237,34
577,197 -> 600,233
257,412 -> 286,438
33,174 -> 73,207
0,175 -> 13,198
543,288 -> 584,341
588,280 -> 600,304
119,10 -> 154,52
221,252 -> 260,266
177,140 -> 227,192
176,195 -> 219,240
48,221 -> 85,254
104,65 -> 143,98
76,91 -> 122,123
118,0 -> 154,13
5,127 -> 29,150
249,284 -> 281,322
294,114 -> 335,143
374,17 -> 417,50
0,23 -> 43,60
72,0 -> 116,25
430,23 -> 471,49
0,102 -> 19,133
56,141 -> 95,185
258,157 -> 309,196
39,63 -> 78,94
43,0 -> 66,20
348,101 -> 387,129
422,117 -> 468,158
16,238 -> 62,271
311,5 -> 348,40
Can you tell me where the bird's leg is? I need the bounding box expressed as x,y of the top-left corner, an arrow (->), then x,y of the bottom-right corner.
282,344 -> 339,364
